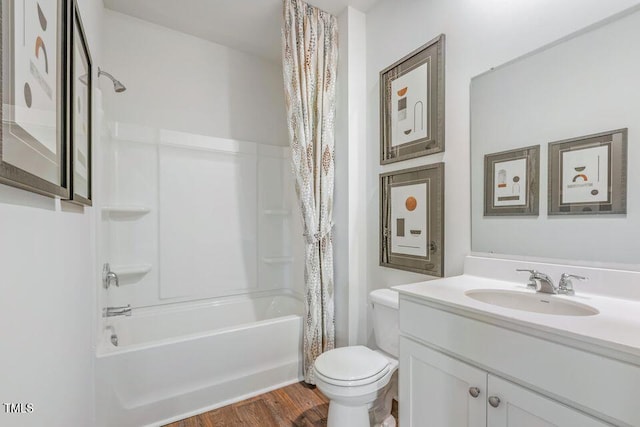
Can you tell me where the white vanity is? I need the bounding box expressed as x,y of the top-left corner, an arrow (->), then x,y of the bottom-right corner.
394,256 -> 640,427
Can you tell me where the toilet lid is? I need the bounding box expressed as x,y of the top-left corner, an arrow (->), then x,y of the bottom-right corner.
314,346 -> 390,383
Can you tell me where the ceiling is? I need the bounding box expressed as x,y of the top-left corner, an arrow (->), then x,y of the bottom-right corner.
103,0 -> 379,62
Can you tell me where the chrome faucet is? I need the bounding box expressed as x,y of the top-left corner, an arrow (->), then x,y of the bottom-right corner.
516,269 -> 558,294
103,263 -> 119,289
558,273 -> 587,296
103,305 -> 132,317
517,269 -> 588,295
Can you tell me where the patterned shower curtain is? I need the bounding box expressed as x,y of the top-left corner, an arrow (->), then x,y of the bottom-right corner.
281,0 -> 338,383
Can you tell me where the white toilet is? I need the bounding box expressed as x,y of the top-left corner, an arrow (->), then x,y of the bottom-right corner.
313,288 -> 399,427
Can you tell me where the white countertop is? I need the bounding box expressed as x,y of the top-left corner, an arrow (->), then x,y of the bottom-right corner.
394,274 -> 640,364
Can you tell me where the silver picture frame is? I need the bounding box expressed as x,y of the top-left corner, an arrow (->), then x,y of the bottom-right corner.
380,34 -> 445,165
484,145 -> 539,216
0,0 -> 70,198
548,129 -> 627,215
380,163 -> 444,277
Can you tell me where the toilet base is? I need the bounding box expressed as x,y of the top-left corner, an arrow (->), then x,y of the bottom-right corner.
326,401 -> 397,427
324,371 -> 398,427
376,414 -> 397,427
370,371 -> 397,426
327,401 -> 370,427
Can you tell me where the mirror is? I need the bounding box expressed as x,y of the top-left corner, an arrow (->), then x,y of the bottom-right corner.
471,7 -> 640,266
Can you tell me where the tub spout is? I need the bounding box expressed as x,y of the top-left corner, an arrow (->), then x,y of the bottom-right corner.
103,305 -> 132,317
105,325 -> 119,346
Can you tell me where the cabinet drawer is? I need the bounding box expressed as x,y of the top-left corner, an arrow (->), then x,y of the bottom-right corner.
399,297 -> 640,426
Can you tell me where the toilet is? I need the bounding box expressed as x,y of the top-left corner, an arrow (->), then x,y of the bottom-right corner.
313,289 -> 399,427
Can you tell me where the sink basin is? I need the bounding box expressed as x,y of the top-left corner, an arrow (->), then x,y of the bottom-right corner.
465,289 -> 599,316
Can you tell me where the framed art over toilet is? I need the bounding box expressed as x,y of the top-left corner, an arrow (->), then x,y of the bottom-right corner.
380,163 -> 444,276
380,34 -> 445,164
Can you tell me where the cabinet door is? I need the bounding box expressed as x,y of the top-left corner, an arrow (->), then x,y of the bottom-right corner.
400,336 -> 486,427
487,375 -> 611,427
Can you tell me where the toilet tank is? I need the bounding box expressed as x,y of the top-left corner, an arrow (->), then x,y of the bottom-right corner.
369,288 -> 399,358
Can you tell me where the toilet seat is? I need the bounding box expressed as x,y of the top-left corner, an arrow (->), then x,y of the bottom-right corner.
314,346 -> 391,387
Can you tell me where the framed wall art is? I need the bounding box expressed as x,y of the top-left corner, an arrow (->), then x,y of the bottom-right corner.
484,145 -> 539,216
68,0 -> 92,205
548,129 -> 627,215
380,34 -> 445,164
380,163 -> 444,277
1,0 -> 70,197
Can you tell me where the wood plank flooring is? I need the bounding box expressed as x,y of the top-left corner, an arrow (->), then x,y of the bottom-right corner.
165,381 -> 398,427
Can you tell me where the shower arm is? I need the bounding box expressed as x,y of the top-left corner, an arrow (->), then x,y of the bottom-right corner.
98,67 -> 116,81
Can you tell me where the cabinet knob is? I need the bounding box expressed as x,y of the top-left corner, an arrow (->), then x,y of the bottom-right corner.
468,387 -> 480,398
488,396 -> 501,408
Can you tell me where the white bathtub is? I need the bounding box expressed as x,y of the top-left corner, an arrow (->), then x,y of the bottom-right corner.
95,292 -> 303,427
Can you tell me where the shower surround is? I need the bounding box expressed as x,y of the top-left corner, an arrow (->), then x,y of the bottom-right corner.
100,122 -> 301,306
96,122 -> 304,425
97,10 -> 302,425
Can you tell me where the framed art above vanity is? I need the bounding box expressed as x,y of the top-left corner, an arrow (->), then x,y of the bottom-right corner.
548,129 -> 627,216
484,145 -> 539,216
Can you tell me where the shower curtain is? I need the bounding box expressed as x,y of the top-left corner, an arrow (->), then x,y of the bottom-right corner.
281,0 -> 338,383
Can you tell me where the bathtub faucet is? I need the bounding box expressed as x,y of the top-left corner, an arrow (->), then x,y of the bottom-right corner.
103,305 -> 132,317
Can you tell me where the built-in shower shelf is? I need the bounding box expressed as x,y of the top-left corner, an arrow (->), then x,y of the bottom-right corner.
262,257 -> 294,264
102,206 -> 151,217
111,264 -> 152,277
263,209 -> 291,216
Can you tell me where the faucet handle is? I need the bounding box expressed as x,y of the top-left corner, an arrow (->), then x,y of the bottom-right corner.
103,263 -> 120,289
561,273 -> 587,281
558,273 -> 587,295
516,269 -> 538,290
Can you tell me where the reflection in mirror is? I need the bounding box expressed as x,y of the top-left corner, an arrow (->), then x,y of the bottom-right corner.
471,7 -> 640,267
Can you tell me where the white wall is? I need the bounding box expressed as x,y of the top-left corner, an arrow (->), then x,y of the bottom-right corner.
101,10 -> 288,146
334,7 -> 368,347
363,0 -> 640,342
0,1 -> 103,426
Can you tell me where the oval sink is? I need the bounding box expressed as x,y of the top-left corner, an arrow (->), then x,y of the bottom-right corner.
465,289 -> 599,316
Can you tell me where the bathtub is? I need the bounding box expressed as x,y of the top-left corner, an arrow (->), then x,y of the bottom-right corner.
95,292 -> 303,427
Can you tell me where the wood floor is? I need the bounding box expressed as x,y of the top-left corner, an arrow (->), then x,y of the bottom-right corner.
165,381 -> 398,427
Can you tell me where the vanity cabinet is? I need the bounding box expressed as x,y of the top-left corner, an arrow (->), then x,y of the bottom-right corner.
397,293 -> 640,426
400,337 -> 608,427
400,337 -> 486,427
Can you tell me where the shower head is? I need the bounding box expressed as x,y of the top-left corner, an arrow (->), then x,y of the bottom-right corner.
98,67 -> 127,93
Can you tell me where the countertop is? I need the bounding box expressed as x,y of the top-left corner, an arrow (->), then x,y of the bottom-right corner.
394,274 -> 640,365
